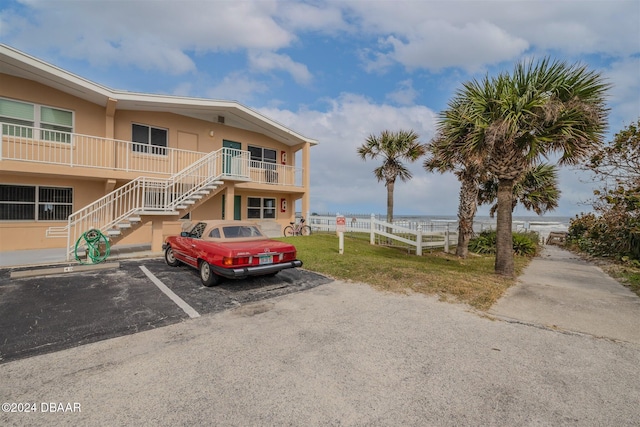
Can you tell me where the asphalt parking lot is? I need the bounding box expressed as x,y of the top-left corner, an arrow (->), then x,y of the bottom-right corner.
0,258 -> 331,364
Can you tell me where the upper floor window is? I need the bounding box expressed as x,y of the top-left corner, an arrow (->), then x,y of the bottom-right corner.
40,107 -> 73,143
248,145 -> 276,164
0,98 -> 73,142
132,123 -> 167,155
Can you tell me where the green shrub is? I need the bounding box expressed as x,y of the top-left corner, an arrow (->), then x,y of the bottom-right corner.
512,232 -> 539,256
568,213 -> 640,260
469,230 -> 497,254
469,230 -> 539,257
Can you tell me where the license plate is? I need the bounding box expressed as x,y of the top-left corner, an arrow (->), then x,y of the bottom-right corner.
259,255 -> 273,265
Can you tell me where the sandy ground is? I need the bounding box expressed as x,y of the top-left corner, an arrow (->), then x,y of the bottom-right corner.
1,278 -> 639,426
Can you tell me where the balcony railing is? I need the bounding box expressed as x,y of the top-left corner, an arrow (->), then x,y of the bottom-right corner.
249,160 -> 302,187
1,123 -> 303,186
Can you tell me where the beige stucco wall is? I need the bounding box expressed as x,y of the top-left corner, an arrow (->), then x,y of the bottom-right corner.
0,175 -> 105,251
1,74 -> 106,136
2,75 -> 296,169
0,174 -> 297,251
113,110 -> 295,166
1,73 -> 308,253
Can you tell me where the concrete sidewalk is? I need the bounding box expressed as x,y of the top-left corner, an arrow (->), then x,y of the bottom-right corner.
490,245 -> 640,344
0,244 -> 159,268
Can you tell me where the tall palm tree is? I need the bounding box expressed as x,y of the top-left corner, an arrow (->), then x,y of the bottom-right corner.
427,134 -> 559,257
438,58 -> 609,276
358,129 -> 426,224
478,163 -> 561,217
425,100 -> 487,258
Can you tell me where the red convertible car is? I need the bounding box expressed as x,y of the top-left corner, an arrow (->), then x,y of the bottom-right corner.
163,220 -> 303,286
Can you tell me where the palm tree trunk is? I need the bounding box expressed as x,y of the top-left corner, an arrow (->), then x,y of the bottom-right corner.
495,178 -> 515,276
386,181 -> 394,224
456,175 -> 478,258
386,181 -> 394,240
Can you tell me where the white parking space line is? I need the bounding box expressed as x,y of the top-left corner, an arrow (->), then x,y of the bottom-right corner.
139,266 -> 200,319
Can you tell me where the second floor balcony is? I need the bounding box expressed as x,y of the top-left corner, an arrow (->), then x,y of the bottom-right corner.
0,124 -> 303,187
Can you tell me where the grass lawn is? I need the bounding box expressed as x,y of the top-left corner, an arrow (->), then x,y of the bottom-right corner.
277,233 -> 531,310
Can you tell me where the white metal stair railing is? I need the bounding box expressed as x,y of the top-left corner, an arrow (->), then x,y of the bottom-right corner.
162,147 -> 247,212
47,147 -> 247,260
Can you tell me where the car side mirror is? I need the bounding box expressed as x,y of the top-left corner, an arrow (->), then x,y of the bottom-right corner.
180,231 -> 189,237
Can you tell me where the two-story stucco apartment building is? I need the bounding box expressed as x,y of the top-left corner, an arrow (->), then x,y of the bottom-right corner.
0,44 -> 316,259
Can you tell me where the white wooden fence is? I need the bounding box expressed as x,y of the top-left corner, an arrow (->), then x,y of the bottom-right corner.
307,214 -> 458,255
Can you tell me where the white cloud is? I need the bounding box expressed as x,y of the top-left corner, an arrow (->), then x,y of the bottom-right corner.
386,79 -> 418,106
278,1 -> 347,32
4,0 -> 638,102
205,72 -> 271,102
605,56 -> 640,131
261,94 -> 451,215
248,51 -> 313,85
510,1 -> 640,56
3,0 -> 294,72
379,21 -> 529,72
341,0 -> 639,71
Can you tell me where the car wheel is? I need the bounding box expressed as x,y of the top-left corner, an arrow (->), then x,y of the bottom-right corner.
164,246 -> 180,267
301,225 -> 312,236
283,226 -> 294,237
199,261 -> 220,287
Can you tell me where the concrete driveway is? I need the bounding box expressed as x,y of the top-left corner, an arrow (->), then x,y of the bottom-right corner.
1,247 -> 639,426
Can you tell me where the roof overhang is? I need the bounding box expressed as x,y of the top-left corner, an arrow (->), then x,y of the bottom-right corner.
0,44 -> 317,147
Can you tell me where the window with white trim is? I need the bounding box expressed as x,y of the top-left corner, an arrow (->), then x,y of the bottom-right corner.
0,184 -> 73,221
247,197 -> 276,219
0,98 -> 73,142
132,123 -> 168,155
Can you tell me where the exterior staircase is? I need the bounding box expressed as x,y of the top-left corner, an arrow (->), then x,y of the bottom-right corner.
47,147 -> 249,260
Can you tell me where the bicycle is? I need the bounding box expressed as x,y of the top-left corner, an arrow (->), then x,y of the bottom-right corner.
283,217 -> 311,236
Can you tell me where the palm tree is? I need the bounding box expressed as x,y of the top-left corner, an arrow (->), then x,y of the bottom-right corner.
427,133 -> 559,257
425,100 -> 487,258
357,129 -> 426,224
478,163 -> 561,217
437,58 -> 609,276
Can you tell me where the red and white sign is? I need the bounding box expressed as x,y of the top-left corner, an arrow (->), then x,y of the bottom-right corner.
336,216 -> 346,233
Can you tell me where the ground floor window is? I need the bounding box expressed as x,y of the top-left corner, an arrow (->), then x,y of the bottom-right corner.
0,184 -> 73,221
247,197 -> 276,219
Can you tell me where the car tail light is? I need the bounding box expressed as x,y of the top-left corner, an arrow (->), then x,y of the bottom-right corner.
281,251 -> 296,261
223,256 -> 250,266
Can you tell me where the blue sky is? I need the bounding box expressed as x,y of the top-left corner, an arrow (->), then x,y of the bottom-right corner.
1,0 -> 639,217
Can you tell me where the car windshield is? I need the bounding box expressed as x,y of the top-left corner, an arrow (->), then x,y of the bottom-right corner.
222,225 -> 264,238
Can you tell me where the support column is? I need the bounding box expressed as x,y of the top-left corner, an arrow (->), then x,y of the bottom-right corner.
105,98 -> 117,169
225,185 -> 235,221
105,98 -> 117,139
151,218 -> 165,252
301,142 -> 311,216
